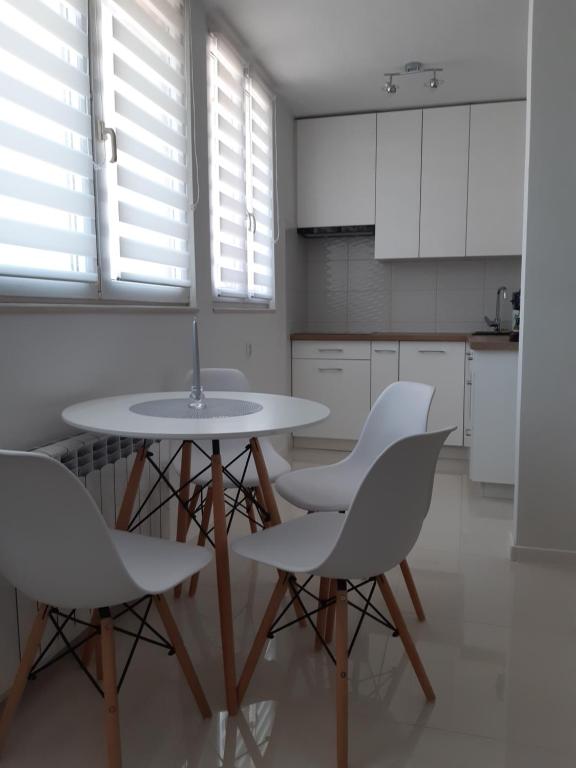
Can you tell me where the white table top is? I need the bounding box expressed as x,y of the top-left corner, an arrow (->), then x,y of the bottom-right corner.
62,391 -> 330,440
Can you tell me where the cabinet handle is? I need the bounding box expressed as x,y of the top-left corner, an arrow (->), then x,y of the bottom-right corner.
317,348 -> 344,353
418,350 -> 446,354
466,380 -> 472,386
318,367 -> 343,372
374,349 -> 397,354
465,428 -> 472,437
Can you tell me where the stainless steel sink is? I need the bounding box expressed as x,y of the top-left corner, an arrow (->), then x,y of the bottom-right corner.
471,331 -> 510,336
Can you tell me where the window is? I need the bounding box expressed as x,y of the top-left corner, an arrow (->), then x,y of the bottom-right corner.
0,0 -> 193,304
207,33 -> 276,306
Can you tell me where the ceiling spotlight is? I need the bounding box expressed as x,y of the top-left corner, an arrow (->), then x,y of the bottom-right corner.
425,70 -> 444,89
383,74 -> 398,95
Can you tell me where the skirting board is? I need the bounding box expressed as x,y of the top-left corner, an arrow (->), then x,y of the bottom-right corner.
510,538 -> 576,567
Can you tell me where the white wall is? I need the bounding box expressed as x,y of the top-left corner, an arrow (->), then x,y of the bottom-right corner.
513,0 -> 576,557
0,0 -> 300,452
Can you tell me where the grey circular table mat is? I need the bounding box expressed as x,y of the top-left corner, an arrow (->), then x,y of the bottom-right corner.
129,397 -> 264,420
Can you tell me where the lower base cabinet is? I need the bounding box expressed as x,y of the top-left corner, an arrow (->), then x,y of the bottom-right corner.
292,358 -> 370,440
399,342 -> 465,446
292,339 -> 466,446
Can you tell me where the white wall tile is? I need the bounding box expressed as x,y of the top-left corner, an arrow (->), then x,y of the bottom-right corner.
348,290 -> 390,324
348,259 -> 391,292
307,290 -> 347,323
437,258 -> 485,290
301,237 -> 522,333
307,258 -> 348,293
391,290 -> 437,323
436,290 -> 485,323
391,260 -> 438,290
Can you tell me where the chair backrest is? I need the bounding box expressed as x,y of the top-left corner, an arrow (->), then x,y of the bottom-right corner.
346,381 -> 435,471
0,450 -> 143,609
318,428 -> 454,580
200,368 -> 250,392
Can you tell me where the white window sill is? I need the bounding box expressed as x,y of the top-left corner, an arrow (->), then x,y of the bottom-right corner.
0,301 -> 198,313
212,301 -> 276,313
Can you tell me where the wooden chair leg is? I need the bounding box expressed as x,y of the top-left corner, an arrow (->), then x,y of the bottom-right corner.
325,580 -> 337,644
315,577 -> 330,651
335,580 -> 348,768
99,610 -> 122,768
0,604 -> 49,751
153,595 -> 211,719
246,491 -> 257,534
189,486 -> 213,597
237,573 -> 290,704
376,575 -> 435,702
399,559 -> 426,622
174,443 -> 195,599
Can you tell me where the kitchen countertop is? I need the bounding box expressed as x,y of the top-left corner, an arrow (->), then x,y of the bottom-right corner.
291,331 -> 470,342
290,331 -> 519,351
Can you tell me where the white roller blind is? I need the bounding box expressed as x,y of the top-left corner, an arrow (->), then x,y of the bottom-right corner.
0,0 -> 97,284
246,76 -> 274,300
100,0 -> 191,288
208,33 -> 275,303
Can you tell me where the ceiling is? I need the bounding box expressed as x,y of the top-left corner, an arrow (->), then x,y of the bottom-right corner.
202,0 -> 529,117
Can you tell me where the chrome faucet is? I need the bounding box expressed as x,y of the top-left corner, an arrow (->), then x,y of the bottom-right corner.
484,286 -> 508,333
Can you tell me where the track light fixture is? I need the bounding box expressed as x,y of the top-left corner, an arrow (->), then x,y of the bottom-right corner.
383,62 -> 444,95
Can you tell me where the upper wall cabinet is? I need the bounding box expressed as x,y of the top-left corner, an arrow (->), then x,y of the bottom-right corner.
375,110 -> 422,260
297,114 -> 376,228
466,101 -> 526,257
420,106 -> 470,259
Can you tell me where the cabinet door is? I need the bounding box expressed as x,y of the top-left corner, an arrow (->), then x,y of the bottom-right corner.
466,101 -> 526,256
375,110 -> 422,260
292,358 -> 370,439
420,106 -> 469,259
399,341 -> 465,445
370,342 -> 399,406
297,114 -> 376,228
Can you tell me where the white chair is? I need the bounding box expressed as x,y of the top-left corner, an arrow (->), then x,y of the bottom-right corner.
275,381 -> 435,626
0,450 -> 212,768
176,368 -> 291,597
232,428 -> 454,768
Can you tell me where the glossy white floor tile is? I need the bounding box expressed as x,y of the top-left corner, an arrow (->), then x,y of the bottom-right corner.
3,453 -> 576,767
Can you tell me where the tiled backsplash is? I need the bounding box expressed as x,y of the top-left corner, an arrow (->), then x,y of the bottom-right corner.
304,236 -> 522,333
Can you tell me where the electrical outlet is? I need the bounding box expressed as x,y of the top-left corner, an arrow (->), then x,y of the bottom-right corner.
246,342 -> 252,358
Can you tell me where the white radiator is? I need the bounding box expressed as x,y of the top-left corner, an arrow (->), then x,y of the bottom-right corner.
0,435 -> 177,696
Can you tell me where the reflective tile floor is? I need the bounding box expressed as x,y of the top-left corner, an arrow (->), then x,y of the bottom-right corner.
4,450 -> 576,767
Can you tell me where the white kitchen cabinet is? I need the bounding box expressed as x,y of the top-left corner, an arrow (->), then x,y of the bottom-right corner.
420,106 -> 470,259
296,114 -> 376,228
292,358 -> 371,440
375,110 -> 422,260
399,342 -> 465,445
292,340 -> 371,360
370,342 -> 399,405
466,101 -> 526,257
469,351 -> 518,485
464,344 -> 473,447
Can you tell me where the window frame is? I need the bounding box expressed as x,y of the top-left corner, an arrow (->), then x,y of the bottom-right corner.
0,0 -> 196,308
207,31 -> 276,310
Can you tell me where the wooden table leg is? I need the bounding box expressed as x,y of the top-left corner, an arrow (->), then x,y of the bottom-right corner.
189,486 -> 212,597
174,441 -> 192,598
250,438 -> 306,627
211,441 -> 239,714
115,444 -> 148,532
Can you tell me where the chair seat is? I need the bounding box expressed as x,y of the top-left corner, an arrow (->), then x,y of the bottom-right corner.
111,531 -> 212,595
191,438 -> 291,490
274,462 -> 365,512
231,513 -> 344,574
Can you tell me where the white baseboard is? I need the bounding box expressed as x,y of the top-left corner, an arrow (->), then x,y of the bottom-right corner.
510,541 -> 576,567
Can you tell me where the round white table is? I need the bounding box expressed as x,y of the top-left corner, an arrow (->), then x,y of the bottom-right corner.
62,391 -> 329,714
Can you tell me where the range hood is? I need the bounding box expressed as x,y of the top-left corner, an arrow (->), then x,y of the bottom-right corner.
297,224 -> 375,238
